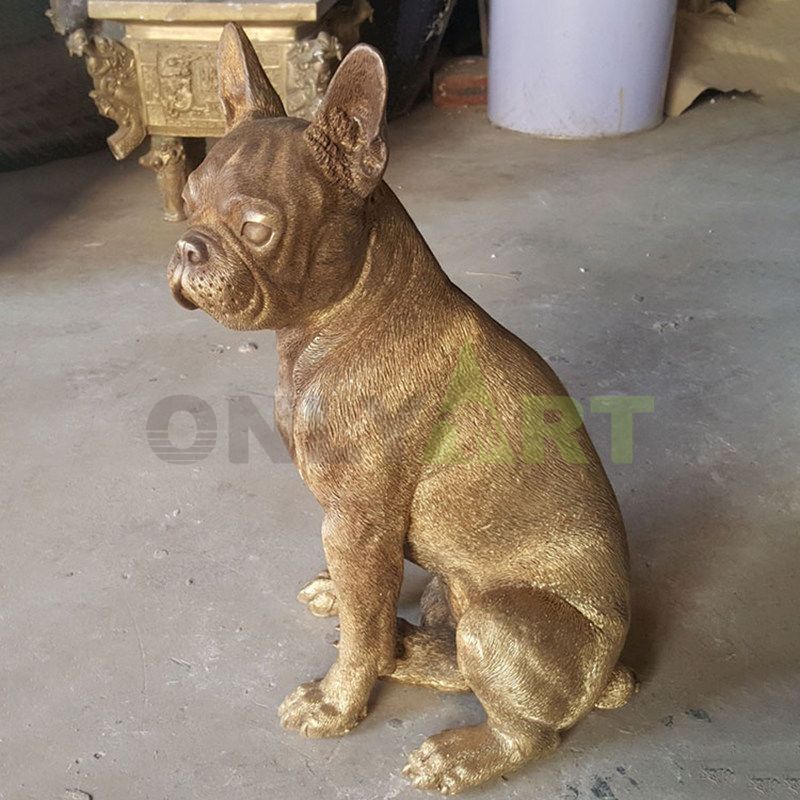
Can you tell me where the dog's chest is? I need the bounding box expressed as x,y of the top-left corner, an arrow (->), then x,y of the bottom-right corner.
287,375 -> 359,492
278,338 -> 359,486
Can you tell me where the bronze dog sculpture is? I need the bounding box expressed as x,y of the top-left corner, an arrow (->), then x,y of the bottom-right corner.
167,23 -> 635,795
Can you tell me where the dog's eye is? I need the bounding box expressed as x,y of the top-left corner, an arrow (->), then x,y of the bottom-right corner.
241,220 -> 273,246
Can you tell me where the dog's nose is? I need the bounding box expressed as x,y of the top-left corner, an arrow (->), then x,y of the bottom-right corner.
177,233 -> 209,267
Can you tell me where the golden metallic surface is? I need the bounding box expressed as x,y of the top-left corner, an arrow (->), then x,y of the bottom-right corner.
114,22 -> 307,41
88,0 -> 338,23
166,23 -> 635,794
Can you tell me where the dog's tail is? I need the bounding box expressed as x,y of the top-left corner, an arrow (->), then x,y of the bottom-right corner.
594,663 -> 639,709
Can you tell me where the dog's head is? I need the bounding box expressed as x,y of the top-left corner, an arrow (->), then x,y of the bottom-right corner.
167,23 -> 389,330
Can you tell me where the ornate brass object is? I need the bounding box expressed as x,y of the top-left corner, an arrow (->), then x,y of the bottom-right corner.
166,24 -> 635,794
139,136 -> 193,222
52,0 -> 365,221
67,28 -> 146,159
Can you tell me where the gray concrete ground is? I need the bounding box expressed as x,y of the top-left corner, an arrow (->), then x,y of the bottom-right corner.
1,96 -> 799,800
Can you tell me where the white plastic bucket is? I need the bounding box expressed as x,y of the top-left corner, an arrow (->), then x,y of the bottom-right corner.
488,1 -> 678,138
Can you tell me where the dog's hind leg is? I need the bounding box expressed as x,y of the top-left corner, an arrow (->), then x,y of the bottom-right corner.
403,586 -> 624,795
383,618 -> 468,692
382,575 -> 467,691
420,575 -> 457,628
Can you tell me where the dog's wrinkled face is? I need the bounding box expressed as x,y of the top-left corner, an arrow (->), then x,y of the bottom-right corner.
167,24 -> 389,330
169,118 -> 366,330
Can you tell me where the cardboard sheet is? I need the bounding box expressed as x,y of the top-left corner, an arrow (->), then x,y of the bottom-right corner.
666,0 -> 800,116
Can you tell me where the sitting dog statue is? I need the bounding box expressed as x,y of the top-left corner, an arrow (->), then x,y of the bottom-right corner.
167,23 -> 635,795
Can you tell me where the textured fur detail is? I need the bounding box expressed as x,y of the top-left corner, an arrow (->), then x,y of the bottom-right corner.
304,106 -> 361,191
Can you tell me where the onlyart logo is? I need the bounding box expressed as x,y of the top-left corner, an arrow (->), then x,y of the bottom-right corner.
146,346 -> 654,466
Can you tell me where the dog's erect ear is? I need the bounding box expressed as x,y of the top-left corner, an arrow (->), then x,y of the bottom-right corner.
217,22 -> 285,131
305,44 -> 388,198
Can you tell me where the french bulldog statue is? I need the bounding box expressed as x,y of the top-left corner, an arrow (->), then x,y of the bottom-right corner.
167,23 -> 635,795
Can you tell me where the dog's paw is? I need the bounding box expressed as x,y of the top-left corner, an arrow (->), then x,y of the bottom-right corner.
403,724 -> 543,795
279,680 -> 365,738
403,730 -> 477,795
297,571 -> 339,617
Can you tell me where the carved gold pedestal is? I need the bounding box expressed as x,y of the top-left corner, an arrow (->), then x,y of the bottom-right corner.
139,136 -> 200,222
63,0 -> 366,221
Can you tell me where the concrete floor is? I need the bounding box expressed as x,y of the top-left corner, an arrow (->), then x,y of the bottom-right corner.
1,96 -> 799,800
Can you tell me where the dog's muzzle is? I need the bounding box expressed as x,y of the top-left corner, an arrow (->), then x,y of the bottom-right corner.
169,232 -> 211,310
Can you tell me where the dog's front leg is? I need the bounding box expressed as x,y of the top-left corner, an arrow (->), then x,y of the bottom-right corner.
279,508 -> 404,738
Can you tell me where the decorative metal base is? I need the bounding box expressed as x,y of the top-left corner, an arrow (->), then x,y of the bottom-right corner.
139,135 -> 200,222
50,0 -> 369,220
